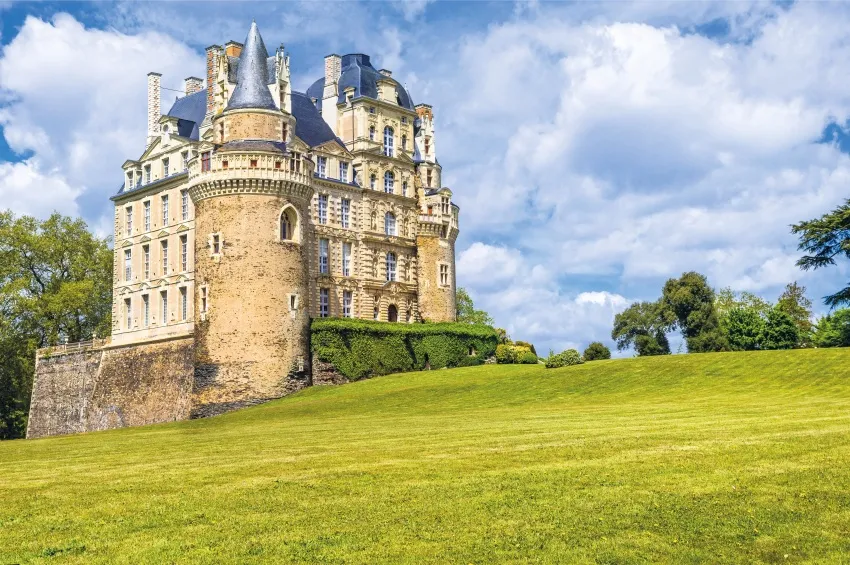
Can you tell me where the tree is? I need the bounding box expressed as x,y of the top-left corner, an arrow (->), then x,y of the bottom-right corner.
0,211 -> 112,439
611,301 -> 672,356
661,272 -> 727,353
715,287 -> 771,320
514,340 -> 537,355
811,308 -> 850,348
583,342 -> 611,361
762,306 -> 799,350
792,199 -> 850,307
776,282 -> 813,345
725,307 -> 765,351
456,287 -> 494,325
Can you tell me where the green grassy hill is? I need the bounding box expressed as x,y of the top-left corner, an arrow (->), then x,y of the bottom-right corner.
2,349 -> 850,564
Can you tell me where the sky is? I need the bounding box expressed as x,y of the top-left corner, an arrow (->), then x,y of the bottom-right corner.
2,0 -> 850,356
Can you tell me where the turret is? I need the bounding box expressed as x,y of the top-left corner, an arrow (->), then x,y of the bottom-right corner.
188,22 -> 313,417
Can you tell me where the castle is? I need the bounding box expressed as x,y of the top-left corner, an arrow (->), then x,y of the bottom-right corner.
26,22 -> 459,437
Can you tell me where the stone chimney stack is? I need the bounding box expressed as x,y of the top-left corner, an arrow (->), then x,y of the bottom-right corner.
205,45 -> 222,114
147,72 -> 162,147
185,76 -> 204,96
321,54 -> 342,134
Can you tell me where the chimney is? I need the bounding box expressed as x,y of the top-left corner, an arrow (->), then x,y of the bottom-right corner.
205,45 -> 222,114
225,41 -> 243,58
185,76 -> 204,96
324,54 -> 341,88
147,72 -> 162,147
321,54 -> 342,134
379,69 -> 392,77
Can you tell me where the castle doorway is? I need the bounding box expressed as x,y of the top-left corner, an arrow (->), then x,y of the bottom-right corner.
387,304 -> 398,322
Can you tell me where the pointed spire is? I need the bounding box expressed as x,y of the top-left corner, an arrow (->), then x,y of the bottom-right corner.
227,21 -> 277,111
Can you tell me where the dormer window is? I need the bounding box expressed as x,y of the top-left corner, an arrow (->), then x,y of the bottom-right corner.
181,151 -> 189,171
317,156 -> 327,178
162,124 -> 170,134
339,161 -> 349,182
144,165 -> 151,184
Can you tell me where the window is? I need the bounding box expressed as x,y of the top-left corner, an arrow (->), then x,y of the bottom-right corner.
180,287 -> 187,321
161,240 -> 168,274
369,106 -> 376,114
427,205 -> 433,215
222,160 -> 228,169
388,304 -> 398,323
374,303 -> 379,320
143,295 -> 150,327
124,298 -> 132,329
385,212 -> 396,236
275,161 -> 281,169
383,126 -> 394,157
317,156 -> 327,178
161,195 -> 169,226
369,126 -> 375,140
144,165 -> 151,184
425,138 -> 430,156
386,252 -> 396,282
126,172 -> 133,189
384,171 -> 394,194
342,242 -> 351,276
124,249 -> 132,281
426,169 -> 432,187
125,206 -> 133,235
341,199 -> 350,229
401,116 -> 407,124
442,196 -> 450,215
319,238 -> 329,274
212,234 -> 220,254
401,135 -> 407,151
282,123 -> 288,141
160,290 -> 168,325
181,190 -> 189,220
440,264 -> 449,286
402,181 -> 407,197
250,159 -> 257,168
143,201 -> 151,231
318,194 -> 328,225
339,161 -> 349,182
319,288 -> 329,317
182,151 -> 189,171
201,286 -> 208,313
280,208 -> 298,241
343,290 -> 352,317
143,245 -> 150,279
136,172 -> 141,187
163,158 -> 169,177
180,235 -> 188,272
201,152 -> 210,172
370,174 -> 376,190
289,151 -> 301,173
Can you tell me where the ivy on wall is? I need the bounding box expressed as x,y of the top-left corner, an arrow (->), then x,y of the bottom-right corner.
311,318 -> 499,381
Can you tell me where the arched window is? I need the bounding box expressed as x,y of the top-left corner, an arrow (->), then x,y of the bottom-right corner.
388,304 -> 398,323
384,212 -> 396,236
370,174 -> 376,190
384,171 -> 394,194
383,126 -> 394,157
369,126 -> 375,141
386,252 -> 396,281
279,206 -> 299,242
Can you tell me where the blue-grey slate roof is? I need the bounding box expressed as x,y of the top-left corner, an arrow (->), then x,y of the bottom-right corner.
291,91 -> 344,149
113,171 -> 188,198
227,22 -> 277,111
165,89 -> 207,140
306,54 -> 414,110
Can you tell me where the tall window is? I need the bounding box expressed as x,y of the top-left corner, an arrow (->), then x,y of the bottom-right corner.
143,201 -> 151,232
125,206 -> 133,235
212,234 -> 220,254
317,156 -> 327,178
402,181 -> 407,197
383,126 -> 394,157
201,286 -> 208,313
401,135 -> 407,151
426,170 -> 432,187
342,242 -> 351,276
181,190 -> 189,221
143,295 -> 150,327
339,161 -> 349,182
180,235 -> 188,272
161,195 -> 169,226
161,240 -> 168,274
124,298 -> 132,329
369,125 -> 375,140
440,264 -> 449,286
319,238 -> 329,274
180,287 -> 187,321
126,172 -> 133,190
319,288 -> 329,317
163,158 -> 169,177
386,252 -> 396,282
124,249 -> 132,281
318,194 -> 328,225
384,171 -> 394,194
425,138 -> 430,156
370,174 -> 376,190
201,152 -> 210,172
182,151 -> 189,171
442,196 -> 450,215
343,290 -> 352,317
280,208 -> 296,241
160,290 -> 168,325
143,245 -> 150,279
341,199 -> 350,229
289,151 -> 301,173
385,212 -> 396,236
144,165 -> 151,184
136,172 -> 141,187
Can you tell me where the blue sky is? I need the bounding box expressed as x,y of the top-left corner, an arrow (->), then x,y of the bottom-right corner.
2,0 -> 850,355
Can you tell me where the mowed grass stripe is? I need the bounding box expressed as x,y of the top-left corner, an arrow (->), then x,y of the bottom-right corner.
1,348 -> 850,563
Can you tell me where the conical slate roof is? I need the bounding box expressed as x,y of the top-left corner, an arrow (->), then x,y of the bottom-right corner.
227,22 -> 277,111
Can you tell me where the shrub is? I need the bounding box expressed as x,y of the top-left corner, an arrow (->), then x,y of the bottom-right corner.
583,342 -> 611,361
311,318 -> 499,380
518,350 -> 540,364
545,349 -> 584,369
496,344 -> 535,364
514,340 -> 537,356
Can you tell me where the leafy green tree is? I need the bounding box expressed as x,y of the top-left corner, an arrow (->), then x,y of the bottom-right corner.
725,307 -> 765,351
611,301 -> 672,356
662,272 -> 728,353
0,211 -> 112,439
811,308 -> 850,348
514,340 -> 537,355
715,287 -> 771,320
776,282 -> 813,345
793,200 -> 850,307
456,287 -> 494,325
762,306 -> 800,350
583,342 -> 611,361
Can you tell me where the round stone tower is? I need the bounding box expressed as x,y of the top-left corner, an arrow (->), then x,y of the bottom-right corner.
188,22 -> 312,417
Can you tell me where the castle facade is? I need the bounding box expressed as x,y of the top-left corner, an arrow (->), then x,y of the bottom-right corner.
107,22 -> 458,416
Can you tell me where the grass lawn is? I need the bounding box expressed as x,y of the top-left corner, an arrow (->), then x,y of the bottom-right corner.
2,348 -> 850,563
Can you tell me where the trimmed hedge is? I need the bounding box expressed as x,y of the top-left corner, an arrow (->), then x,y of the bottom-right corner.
311,318 -> 499,381
545,348 -> 584,369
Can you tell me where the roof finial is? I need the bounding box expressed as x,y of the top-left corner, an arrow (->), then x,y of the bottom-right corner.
226,21 -> 277,111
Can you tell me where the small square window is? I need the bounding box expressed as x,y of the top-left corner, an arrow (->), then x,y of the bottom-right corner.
222,160 -> 229,169
250,159 -> 258,168
275,161 -> 281,169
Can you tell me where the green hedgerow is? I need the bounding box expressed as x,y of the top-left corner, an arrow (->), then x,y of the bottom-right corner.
545,349 -> 584,369
518,350 -> 540,364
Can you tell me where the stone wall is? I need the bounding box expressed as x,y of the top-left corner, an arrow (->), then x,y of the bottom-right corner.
415,230 -> 456,323
26,336 -> 194,439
